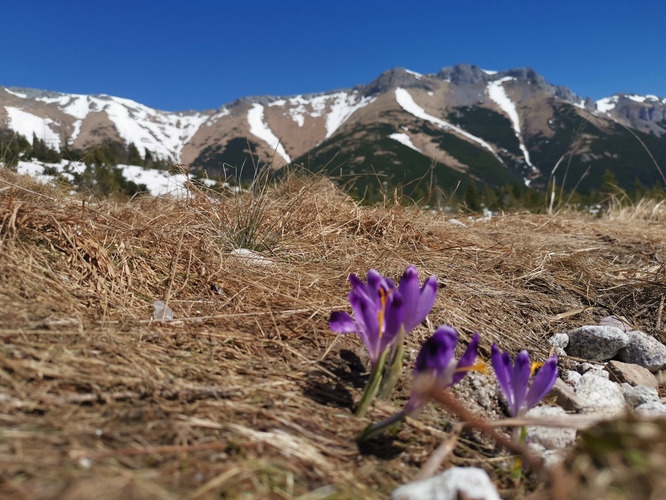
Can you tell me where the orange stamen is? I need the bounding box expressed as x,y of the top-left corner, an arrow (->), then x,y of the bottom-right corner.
455,361 -> 488,375
376,287 -> 390,339
530,362 -> 544,376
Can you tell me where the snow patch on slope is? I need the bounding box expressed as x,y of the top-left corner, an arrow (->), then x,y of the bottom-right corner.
326,92 -> 375,138
268,91 -> 375,138
596,96 -> 619,113
5,107 -> 61,149
5,88 -> 28,98
389,132 -> 421,152
34,93 -> 208,161
404,69 -> 423,80
247,104 -> 291,164
486,77 -> 537,172
395,88 -> 504,164
15,159 -> 216,197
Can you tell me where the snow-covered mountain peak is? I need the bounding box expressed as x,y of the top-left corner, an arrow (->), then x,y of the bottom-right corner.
2,86 -> 210,161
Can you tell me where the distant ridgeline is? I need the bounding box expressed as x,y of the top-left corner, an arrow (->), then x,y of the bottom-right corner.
2,64 -> 666,206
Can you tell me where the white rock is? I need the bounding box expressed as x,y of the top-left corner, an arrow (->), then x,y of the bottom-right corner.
578,363 -> 609,379
624,385 -> 659,408
635,401 -> 666,416
447,218 -> 467,227
548,333 -> 570,349
553,347 -> 567,357
391,467 -> 500,500
563,370 -> 582,386
574,373 -> 627,415
230,248 -> 275,267
152,300 -> 174,321
529,443 -> 566,469
526,406 -> 577,450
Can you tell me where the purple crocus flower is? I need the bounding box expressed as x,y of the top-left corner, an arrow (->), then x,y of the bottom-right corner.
405,326 -> 481,413
491,344 -> 558,417
330,269 -> 404,365
330,266 -> 436,365
397,266 -> 438,333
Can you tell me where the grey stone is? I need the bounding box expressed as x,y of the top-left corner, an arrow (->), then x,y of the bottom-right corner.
548,333 -> 570,349
577,363 -> 609,379
635,402 -> 666,416
391,467 -> 500,500
598,315 -> 632,332
574,373 -> 627,415
549,378 -> 584,412
624,385 -> 659,408
616,330 -> 666,372
565,326 -> 629,361
526,406 -> 577,450
605,360 -> 658,388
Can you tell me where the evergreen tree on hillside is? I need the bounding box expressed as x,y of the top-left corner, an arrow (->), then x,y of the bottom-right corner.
0,130 -> 31,168
31,134 -> 61,163
127,142 -> 142,165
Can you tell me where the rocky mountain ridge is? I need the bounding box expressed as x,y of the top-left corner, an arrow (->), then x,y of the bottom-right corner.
2,64 -> 666,196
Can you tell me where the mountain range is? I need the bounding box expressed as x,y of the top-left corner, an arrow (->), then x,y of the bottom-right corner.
2,64 -> 666,197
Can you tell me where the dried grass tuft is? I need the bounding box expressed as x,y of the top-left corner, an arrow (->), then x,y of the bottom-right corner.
1,167 -> 666,498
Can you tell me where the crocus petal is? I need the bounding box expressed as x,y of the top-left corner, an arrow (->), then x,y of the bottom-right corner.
399,267 -> 437,332
511,351 -> 532,416
329,311 -> 357,333
349,273 -> 371,301
415,325 -> 457,375
379,292 -> 404,354
406,326 -> 458,414
452,333 -> 479,385
491,344 -> 514,410
398,266 -> 420,324
350,292 -> 380,363
366,269 -> 385,293
524,356 -> 559,411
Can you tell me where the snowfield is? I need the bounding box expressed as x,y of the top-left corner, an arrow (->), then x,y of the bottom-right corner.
389,132 -> 421,152
5,107 -> 62,150
14,159 -> 216,197
486,77 -> 537,172
395,88 -> 505,165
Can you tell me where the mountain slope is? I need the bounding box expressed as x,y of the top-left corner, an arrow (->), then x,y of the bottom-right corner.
2,64 -> 666,195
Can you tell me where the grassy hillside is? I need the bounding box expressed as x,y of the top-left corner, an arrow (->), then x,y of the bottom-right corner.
293,123 -> 472,203
528,103 -> 666,193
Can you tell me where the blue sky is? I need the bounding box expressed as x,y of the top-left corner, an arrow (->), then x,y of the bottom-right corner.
2,1 -> 665,111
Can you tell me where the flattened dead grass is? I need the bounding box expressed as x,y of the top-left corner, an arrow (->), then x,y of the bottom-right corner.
1,168 -> 666,498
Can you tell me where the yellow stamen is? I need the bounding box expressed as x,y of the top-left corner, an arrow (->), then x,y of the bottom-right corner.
376,287 -> 390,339
455,361 -> 488,375
530,362 -> 544,376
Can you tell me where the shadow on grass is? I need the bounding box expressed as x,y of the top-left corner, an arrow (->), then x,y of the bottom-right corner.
302,349 -> 368,410
357,434 -> 406,459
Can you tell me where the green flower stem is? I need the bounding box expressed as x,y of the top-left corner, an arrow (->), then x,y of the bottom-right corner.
355,346 -> 390,418
511,425 -> 528,483
357,409 -> 408,442
377,333 -> 405,400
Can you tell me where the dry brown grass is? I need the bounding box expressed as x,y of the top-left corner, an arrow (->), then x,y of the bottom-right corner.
1,167 -> 666,499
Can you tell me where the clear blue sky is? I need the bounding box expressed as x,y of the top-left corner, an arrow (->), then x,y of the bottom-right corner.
3,0 -> 665,111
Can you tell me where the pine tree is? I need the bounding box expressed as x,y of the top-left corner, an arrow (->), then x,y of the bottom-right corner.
127,142 -> 142,165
